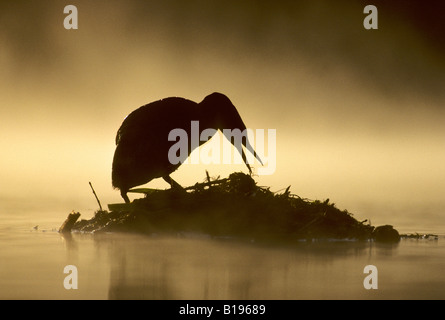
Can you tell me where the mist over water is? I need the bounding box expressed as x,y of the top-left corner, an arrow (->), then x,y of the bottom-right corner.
1,185 -> 444,300
1,0 -> 444,232
1,1 -> 444,300
1,210 -> 444,300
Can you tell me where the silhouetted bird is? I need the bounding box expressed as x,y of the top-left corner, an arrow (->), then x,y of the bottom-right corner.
112,92 -> 262,203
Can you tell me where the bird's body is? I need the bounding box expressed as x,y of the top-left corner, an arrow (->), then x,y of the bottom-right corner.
112,93 -> 261,203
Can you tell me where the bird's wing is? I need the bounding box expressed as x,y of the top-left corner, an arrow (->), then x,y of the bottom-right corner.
115,103 -> 155,145
115,97 -> 198,146
115,127 -> 123,145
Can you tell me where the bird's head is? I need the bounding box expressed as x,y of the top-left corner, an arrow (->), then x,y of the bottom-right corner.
199,92 -> 263,173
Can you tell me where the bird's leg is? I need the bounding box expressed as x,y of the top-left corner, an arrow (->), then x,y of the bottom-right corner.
121,190 -> 130,204
163,175 -> 184,190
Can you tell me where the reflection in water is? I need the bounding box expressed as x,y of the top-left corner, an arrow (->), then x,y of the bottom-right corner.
64,233 -> 440,300
1,225 -> 443,300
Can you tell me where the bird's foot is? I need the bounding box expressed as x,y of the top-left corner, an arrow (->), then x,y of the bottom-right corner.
121,191 -> 130,204
163,175 -> 184,190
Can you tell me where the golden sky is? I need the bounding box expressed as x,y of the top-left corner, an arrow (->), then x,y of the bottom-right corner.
1,0 -> 444,231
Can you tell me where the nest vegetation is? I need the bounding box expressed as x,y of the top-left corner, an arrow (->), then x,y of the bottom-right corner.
67,172 -> 399,243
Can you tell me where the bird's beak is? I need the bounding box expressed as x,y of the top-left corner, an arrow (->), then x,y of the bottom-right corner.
242,137 -> 263,174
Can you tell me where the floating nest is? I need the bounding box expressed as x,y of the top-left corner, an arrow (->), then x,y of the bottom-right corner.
61,172 -> 400,243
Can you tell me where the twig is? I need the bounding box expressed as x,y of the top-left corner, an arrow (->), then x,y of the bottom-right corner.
89,181 -> 103,211
184,178 -> 229,190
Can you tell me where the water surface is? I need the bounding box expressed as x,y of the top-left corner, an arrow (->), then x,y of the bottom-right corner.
0,211 -> 444,300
